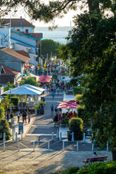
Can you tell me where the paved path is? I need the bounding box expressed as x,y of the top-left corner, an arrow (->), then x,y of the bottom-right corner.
0,149 -> 112,174
0,92 -> 112,174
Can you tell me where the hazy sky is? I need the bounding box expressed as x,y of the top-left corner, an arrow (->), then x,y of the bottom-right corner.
4,4 -> 80,27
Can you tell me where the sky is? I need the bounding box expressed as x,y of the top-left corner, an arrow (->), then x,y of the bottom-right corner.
4,4 -> 80,27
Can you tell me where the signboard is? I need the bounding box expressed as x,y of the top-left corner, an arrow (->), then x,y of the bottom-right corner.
18,122 -> 24,134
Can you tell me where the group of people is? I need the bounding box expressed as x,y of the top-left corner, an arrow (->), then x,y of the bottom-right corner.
53,109 -> 77,125
6,109 -> 31,125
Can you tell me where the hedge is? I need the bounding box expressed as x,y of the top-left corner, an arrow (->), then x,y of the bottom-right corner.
53,167 -> 79,174
53,162 -> 116,174
78,162 -> 116,174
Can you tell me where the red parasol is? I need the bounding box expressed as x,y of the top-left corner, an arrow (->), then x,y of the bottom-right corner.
57,100 -> 78,109
38,75 -> 52,83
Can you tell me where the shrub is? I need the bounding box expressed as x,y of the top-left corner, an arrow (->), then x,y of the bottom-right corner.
10,97 -> 19,106
69,117 -> 83,141
53,167 -> 79,174
0,119 -> 11,140
20,77 -> 39,86
77,161 -> 116,174
53,162 -> 116,174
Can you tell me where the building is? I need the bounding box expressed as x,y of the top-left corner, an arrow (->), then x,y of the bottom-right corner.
0,18 -> 43,65
2,18 -> 35,33
0,64 -> 21,86
0,47 -> 30,74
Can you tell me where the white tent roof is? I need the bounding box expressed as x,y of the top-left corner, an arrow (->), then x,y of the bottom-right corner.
3,85 -> 44,95
23,84 -> 45,92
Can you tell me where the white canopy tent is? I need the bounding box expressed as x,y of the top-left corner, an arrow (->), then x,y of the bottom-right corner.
3,84 -> 45,95
22,84 -> 45,93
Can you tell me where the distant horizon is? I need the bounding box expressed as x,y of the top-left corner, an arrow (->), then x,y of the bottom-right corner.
35,26 -> 72,28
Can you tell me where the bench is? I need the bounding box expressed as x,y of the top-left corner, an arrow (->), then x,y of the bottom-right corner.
83,156 -> 107,164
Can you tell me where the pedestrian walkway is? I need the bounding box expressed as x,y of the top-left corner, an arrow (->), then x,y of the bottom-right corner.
0,94 -> 112,174
0,149 -> 112,174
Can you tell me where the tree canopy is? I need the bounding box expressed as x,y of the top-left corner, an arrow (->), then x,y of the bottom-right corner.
58,0 -> 116,152
40,39 -> 61,59
1,0 -> 115,22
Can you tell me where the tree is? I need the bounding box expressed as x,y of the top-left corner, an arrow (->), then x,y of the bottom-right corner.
58,0 -> 116,158
1,0 -> 114,22
20,77 -> 39,86
40,39 -> 61,60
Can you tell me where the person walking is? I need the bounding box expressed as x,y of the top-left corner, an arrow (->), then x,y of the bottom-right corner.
22,110 -> 27,123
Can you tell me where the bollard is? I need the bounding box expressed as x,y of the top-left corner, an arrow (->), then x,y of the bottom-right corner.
59,132 -> 62,141
92,142 -> 94,151
52,132 -> 54,140
62,140 -> 65,151
16,132 -> 18,142
3,132 -> 6,151
38,136 -> 40,147
83,133 -> 86,142
48,141 -> 50,150
71,132 -> 74,142
16,132 -> 20,151
106,141 -> 109,151
21,133 -> 23,140
33,141 -> 35,151
76,141 -> 79,151
56,129 -> 59,138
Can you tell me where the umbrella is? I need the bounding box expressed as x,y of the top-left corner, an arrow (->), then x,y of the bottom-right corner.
38,75 -> 52,83
3,85 -> 44,95
57,100 -> 78,109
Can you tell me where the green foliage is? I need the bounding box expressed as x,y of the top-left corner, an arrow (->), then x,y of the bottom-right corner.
0,105 -> 5,120
41,39 -> 61,59
78,162 -> 116,174
53,167 -> 79,174
20,77 -> 39,86
0,96 -> 10,110
69,117 -> 83,140
73,87 -> 83,95
77,107 -> 91,128
0,104 -> 11,140
0,119 -> 11,140
57,0 -> 116,152
4,82 -> 15,91
10,97 -> 19,106
54,162 -> 116,174
35,100 -> 45,110
75,94 -> 83,102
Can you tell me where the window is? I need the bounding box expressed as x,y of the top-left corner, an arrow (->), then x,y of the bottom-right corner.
25,29 -> 29,33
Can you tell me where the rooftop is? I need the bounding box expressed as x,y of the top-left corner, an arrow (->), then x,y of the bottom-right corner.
2,18 -> 34,28
1,48 -> 30,63
0,64 -> 19,76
